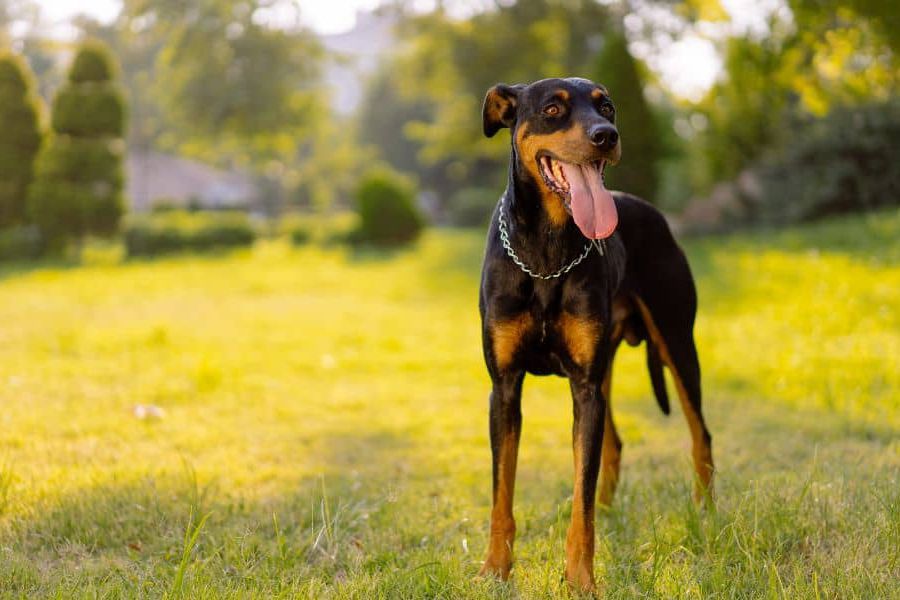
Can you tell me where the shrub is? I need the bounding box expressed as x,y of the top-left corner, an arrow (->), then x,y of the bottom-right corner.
52,86 -> 126,138
0,52 -> 43,228
27,40 -> 126,250
123,211 -> 257,258
0,225 -> 43,261
278,211 -> 361,247
445,187 -> 497,227
277,213 -> 314,245
753,101 -> 900,223
68,41 -> 117,83
354,168 -> 424,246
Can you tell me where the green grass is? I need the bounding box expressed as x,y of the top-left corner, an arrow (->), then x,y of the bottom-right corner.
1,210 -> 898,598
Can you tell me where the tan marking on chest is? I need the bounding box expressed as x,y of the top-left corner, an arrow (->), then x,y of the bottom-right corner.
559,313 -> 601,367
491,313 -> 533,371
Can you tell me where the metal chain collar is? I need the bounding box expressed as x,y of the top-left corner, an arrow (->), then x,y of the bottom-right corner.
497,193 -> 604,280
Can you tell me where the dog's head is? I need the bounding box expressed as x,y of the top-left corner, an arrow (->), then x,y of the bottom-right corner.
483,77 -> 620,239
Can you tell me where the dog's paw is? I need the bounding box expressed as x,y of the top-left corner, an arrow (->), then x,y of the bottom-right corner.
477,555 -> 512,581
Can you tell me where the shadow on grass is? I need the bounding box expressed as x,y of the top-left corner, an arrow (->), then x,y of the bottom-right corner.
0,426 -> 423,593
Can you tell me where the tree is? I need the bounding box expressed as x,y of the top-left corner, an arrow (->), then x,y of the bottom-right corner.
591,29 -> 662,201
0,51 -> 42,228
380,0 -> 613,206
117,0 -> 322,143
691,2 -> 899,192
28,40 -> 127,248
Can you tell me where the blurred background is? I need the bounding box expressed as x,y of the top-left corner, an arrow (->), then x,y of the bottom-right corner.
1,0 -> 897,256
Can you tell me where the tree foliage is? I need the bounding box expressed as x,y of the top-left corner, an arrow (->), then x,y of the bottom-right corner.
28,40 -> 127,247
692,1 -> 899,191
591,29 -> 662,201
754,100 -> 900,223
398,0 -> 611,171
0,51 -> 42,228
119,0 -> 322,141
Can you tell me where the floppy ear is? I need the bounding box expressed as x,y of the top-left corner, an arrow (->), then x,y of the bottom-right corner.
482,83 -> 524,138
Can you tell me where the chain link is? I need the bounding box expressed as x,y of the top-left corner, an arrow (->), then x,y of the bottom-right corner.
497,193 -> 602,280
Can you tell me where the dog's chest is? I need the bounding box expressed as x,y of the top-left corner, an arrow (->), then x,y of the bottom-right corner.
517,285 -> 605,376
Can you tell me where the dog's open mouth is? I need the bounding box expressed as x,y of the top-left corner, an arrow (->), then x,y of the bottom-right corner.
538,155 -> 618,240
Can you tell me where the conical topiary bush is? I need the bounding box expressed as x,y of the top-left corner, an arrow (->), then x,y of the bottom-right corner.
0,52 -> 43,228
27,40 -> 127,249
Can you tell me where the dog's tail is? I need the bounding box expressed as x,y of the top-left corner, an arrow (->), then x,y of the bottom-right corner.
645,339 -> 670,415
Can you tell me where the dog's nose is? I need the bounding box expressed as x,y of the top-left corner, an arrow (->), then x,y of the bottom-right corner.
589,124 -> 619,149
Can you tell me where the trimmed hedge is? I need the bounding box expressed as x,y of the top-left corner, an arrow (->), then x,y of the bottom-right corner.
754,100 -> 900,223
0,52 -> 43,228
68,41 -> 117,83
124,211 -> 257,257
354,168 -> 424,246
52,86 -> 126,138
27,39 -> 126,249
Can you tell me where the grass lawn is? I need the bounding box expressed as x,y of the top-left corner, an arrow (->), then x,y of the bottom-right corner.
1,210 -> 898,598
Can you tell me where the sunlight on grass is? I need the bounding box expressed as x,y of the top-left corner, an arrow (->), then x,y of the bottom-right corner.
0,212 -> 898,597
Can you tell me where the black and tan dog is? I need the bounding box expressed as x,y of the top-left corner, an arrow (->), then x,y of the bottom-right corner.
477,77 -> 714,593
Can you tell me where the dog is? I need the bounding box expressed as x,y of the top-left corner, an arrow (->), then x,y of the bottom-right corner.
477,77 -> 714,593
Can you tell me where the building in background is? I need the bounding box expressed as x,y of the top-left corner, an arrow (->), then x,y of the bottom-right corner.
127,151 -> 257,212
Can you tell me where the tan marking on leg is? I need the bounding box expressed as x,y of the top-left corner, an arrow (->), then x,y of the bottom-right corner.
479,432 -> 519,579
490,313 -> 532,372
566,433 -> 597,593
672,374 -> 714,503
598,332 -> 622,507
634,297 -> 714,503
559,312 -> 601,367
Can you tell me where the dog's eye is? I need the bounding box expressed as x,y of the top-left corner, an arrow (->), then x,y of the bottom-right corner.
600,104 -> 615,119
543,103 -> 561,117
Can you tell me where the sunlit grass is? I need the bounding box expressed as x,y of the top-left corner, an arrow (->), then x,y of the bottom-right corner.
1,210 -> 898,597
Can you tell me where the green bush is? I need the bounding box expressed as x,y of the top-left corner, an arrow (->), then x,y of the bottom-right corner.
52,86 -> 126,138
28,137 -> 125,245
0,52 -> 43,228
0,225 -> 43,261
68,41 -> 116,83
277,213 -> 314,245
124,211 -> 257,257
445,187 -> 497,227
278,211 -> 361,247
753,101 -> 900,223
27,39 -> 126,250
354,168 -> 424,246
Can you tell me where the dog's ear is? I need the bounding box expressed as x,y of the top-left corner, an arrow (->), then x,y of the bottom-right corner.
483,83 -> 524,138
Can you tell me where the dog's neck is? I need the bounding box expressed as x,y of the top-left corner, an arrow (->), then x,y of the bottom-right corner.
503,144 -> 587,274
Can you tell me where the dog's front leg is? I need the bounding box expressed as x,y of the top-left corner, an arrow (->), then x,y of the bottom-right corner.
479,371 -> 524,580
565,375 -> 605,593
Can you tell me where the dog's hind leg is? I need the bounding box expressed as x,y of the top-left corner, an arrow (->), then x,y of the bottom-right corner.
635,297 -> 714,504
479,372 -> 525,580
598,330 -> 623,507
667,333 -> 713,504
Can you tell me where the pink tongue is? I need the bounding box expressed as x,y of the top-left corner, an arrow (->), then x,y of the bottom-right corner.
559,162 -> 618,239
